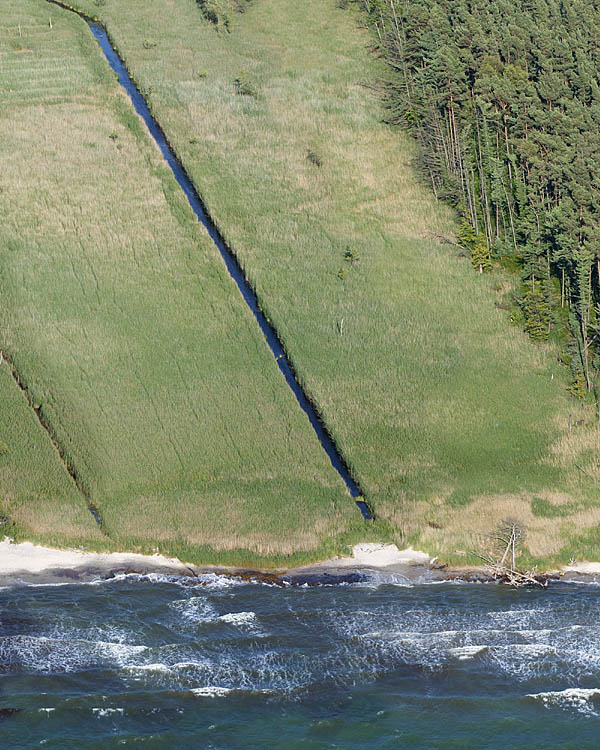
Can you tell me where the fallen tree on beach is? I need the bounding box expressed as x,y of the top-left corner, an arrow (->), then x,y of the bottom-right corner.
474,521 -> 547,587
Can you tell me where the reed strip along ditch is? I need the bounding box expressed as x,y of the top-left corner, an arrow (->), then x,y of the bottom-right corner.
44,0 -> 374,521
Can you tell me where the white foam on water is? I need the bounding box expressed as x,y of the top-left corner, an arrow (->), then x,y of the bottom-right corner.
172,648 -> 317,694
190,685 -> 275,698
219,611 -> 256,625
321,597 -> 600,683
489,608 -> 546,618
124,663 -> 175,674
12,581 -> 78,589
190,686 -> 232,698
192,573 -> 247,590
357,572 -> 414,588
86,624 -> 136,645
99,573 -> 182,586
330,611 -> 600,681
0,635 -> 147,673
107,571 -> 250,590
172,661 -> 210,669
95,640 -> 148,665
487,608 -> 560,631
485,643 -> 560,681
169,596 -> 217,624
90,572 -> 243,590
491,643 -> 557,657
527,688 -> 600,716
218,611 -> 263,634
44,621 -> 139,649
92,707 -> 125,717
448,646 -> 488,661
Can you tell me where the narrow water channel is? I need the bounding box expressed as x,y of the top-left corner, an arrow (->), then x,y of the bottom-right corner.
55,7 -> 372,519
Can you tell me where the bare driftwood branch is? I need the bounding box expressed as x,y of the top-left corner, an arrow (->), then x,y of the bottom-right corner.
472,521 -> 546,587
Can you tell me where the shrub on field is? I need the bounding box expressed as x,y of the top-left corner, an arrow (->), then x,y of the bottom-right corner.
307,149 -> 323,167
344,245 -> 359,265
234,70 -> 257,97
197,0 -> 252,32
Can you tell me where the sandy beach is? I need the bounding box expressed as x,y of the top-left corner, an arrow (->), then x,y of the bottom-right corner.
0,539 -> 435,586
0,538 -> 198,585
0,538 -> 598,586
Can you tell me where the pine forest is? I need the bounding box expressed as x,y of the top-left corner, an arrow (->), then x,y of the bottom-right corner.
363,0 -> 600,397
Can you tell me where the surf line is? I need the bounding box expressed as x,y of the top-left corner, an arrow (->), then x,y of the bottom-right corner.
46,1 -> 374,521
1,352 -> 106,533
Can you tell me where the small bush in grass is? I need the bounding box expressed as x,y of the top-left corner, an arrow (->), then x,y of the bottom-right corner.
307,149 -> 323,167
93,0 -> 106,6
143,39 -> 157,49
343,245 -> 359,265
109,130 -> 119,140
0,441 -> 8,456
197,0 -> 252,31
234,70 -> 257,97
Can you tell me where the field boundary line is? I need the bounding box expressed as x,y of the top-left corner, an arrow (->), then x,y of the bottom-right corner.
1,350 -> 107,534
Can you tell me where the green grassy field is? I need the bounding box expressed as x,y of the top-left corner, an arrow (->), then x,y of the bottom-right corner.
0,0 -> 367,566
0,362 -> 102,548
61,0 -> 600,564
4,0 -> 600,566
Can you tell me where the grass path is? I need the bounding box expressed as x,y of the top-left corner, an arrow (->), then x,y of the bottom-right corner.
64,0 -> 600,563
0,0 -> 363,566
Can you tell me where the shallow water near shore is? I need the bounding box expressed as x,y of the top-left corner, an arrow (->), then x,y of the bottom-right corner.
1,574 -> 600,748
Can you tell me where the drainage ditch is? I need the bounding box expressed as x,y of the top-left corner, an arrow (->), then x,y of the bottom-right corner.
47,1 -> 374,520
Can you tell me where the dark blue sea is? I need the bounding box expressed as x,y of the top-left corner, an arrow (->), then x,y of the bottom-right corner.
1,573 -> 600,748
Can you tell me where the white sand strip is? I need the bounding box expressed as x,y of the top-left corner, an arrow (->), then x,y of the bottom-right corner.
0,539 -> 430,582
0,538 -> 190,580
319,543 -> 430,568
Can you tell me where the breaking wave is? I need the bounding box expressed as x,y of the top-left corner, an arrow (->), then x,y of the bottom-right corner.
528,688 -> 600,716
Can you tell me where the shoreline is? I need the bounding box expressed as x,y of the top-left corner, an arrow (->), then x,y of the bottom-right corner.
2,539 -> 600,587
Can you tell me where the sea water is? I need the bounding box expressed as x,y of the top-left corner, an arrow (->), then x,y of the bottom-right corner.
1,573 -> 600,748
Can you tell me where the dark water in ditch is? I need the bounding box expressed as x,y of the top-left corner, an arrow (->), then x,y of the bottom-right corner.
2,575 -> 600,748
